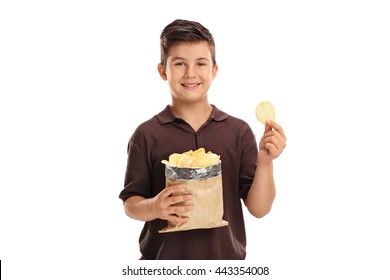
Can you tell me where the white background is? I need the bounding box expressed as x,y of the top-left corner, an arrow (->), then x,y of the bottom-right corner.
1,0 -> 389,279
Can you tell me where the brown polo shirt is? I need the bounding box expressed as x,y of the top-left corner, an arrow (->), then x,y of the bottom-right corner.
119,105 -> 258,259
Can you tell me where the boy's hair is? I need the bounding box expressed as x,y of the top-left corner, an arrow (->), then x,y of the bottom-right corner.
160,19 -> 216,68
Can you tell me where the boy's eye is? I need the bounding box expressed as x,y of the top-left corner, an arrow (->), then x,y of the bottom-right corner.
174,62 -> 185,66
198,62 -> 207,66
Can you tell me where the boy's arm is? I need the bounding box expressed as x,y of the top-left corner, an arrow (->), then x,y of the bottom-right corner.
245,161 -> 275,218
124,184 -> 193,223
245,120 -> 286,218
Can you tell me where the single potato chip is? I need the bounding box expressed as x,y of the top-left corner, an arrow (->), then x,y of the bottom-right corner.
255,101 -> 275,124
191,154 -> 213,168
177,154 -> 195,167
191,147 -> 205,156
168,153 -> 182,166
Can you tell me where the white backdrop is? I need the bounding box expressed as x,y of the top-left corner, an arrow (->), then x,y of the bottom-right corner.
1,1 -> 389,279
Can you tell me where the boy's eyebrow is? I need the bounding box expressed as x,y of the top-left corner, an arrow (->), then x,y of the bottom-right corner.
171,56 -> 185,61
171,56 -> 210,61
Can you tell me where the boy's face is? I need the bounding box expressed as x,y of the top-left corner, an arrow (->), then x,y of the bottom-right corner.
158,41 -> 218,104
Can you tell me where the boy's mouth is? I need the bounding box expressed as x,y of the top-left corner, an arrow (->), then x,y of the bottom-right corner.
181,83 -> 200,89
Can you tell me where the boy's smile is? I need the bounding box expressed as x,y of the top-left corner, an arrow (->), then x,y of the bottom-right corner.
158,41 -> 218,104
181,83 -> 201,89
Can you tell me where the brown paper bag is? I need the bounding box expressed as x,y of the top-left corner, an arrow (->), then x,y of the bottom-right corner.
159,162 -> 228,233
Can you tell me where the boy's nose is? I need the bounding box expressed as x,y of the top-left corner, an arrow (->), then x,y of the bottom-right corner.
184,66 -> 196,78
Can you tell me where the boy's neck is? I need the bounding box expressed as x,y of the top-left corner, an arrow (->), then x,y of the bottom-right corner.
170,100 -> 213,132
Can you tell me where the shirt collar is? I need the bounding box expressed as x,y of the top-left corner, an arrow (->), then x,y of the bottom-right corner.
157,104 -> 228,125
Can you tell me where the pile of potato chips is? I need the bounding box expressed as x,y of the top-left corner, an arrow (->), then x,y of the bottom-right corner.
161,148 -> 220,168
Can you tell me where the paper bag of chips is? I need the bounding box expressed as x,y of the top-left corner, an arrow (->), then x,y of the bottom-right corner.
159,148 -> 228,233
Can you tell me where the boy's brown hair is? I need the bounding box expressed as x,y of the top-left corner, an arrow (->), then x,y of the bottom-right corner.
160,19 -> 216,68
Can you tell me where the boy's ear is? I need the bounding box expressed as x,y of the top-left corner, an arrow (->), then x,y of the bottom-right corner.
157,63 -> 167,80
212,64 -> 218,80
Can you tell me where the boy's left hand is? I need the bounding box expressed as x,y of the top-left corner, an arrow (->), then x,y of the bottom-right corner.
259,120 -> 286,163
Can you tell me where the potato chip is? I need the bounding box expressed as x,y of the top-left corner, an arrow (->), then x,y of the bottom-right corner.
191,147 -> 205,155
177,154 -> 195,167
191,154 -> 213,168
168,153 -> 182,166
255,101 -> 275,124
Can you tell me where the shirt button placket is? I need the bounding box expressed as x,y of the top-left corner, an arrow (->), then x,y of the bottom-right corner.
195,132 -> 200,149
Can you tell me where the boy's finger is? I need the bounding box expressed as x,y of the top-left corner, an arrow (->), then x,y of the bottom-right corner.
266,120 -> 286,140
164,184 -> 185,196
169,194 -> 192,205
168,215 -> 190,224
265,143 -> 279,155
264,123 -> 272,134
173,204 -> 193,213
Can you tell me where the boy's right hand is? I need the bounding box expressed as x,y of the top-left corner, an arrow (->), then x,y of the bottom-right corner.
151,184 -> 193,224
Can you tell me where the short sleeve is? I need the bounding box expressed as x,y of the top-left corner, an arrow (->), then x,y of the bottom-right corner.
238,125 -> 258,201
119,128 -> 152,202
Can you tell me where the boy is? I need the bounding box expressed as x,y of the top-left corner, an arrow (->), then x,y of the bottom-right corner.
119,19 -> 286,260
